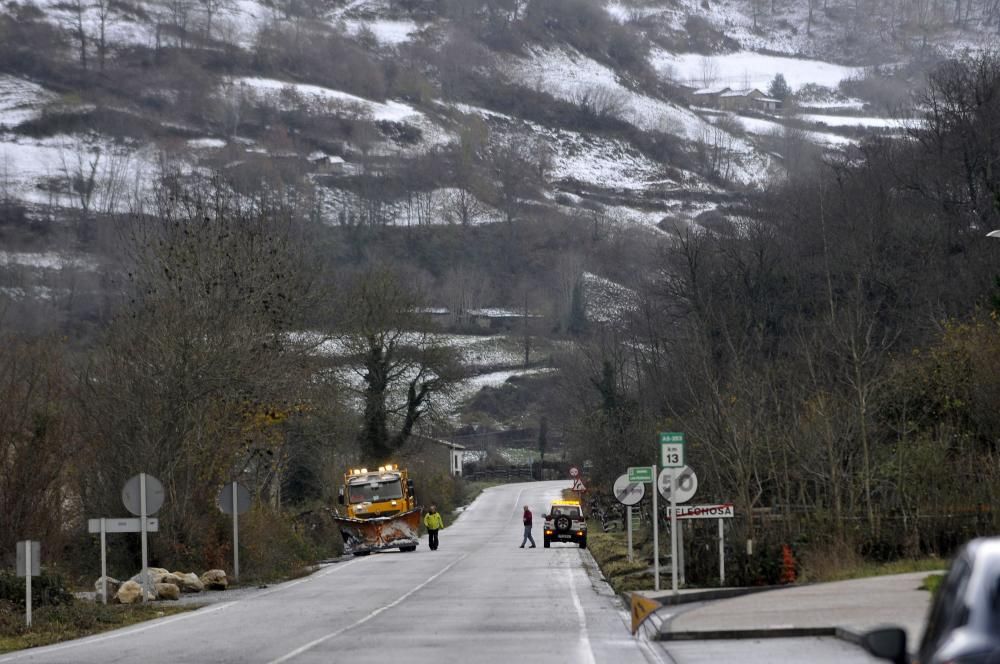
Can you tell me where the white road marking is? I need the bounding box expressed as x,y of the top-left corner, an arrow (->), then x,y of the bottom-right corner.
0,559 -> 363,663
266,552 -> 472,664
512,487 -> 525,516
0,602 -> 237,662
567,562 -> 597,664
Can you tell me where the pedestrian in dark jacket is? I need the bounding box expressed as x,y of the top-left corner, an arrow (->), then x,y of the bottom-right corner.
424,505 -> 444,551
520,505 -> 536,548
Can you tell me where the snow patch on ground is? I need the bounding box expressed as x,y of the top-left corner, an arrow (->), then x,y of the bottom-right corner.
233,77 -> 454,150
505,49 -> 771,186
187,138 -> 228,149
583,272 -> 638,324
734,115 -> 856,146
0,76 -> 56,128
0,251 -> 99,271
797,114 -> 914,129
342,18 -> 417,44
0,134 -> 166,207
655,50 -> 865,91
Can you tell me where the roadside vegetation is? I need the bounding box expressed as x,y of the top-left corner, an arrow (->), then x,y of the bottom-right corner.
0,600 -> 195,654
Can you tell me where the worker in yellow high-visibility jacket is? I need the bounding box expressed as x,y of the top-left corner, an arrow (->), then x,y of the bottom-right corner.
423,505 -> 444,551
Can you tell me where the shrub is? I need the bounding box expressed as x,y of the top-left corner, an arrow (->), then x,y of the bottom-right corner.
0,570 -> 73,610
238,509 -> 321,582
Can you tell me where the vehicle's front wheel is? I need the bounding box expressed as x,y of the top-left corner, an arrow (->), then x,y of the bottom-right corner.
543,537 -> 550,548
352,551 -> 371,556
579,537 -> 587,549
399,545 -> 417,552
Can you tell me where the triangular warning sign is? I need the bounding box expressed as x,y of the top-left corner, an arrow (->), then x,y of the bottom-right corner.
631,594 -> 661,635
572,478 -> 587,492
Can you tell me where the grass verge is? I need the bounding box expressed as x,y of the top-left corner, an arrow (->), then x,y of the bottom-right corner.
920,573 -> 944,595
586,528 -> 656,594
802,556 -> 947,583
0,600 -> 197,654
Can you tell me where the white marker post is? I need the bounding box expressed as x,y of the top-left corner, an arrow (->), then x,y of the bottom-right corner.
670,472 -> 678,595
678,520 -> 686,587
25,549 -> 32,628
232,481 -> 240,582
100,518 -> 107,605
140,472 -> 149,603
652,463 -> 659,591
626,506 -> 633,563
718,518 -> 725,586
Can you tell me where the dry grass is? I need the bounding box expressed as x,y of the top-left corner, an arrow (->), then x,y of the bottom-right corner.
799,543 -> 947,583
0,600 -> 197,654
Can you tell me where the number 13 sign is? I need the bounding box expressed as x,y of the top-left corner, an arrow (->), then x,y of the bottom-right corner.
659,432 -> 685,468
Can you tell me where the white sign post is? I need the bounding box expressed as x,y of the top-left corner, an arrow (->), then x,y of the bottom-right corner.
719,518 -> 725,586
16,540 -> 40,628
663,503 -> 735,586
88,518 -> 160,604
217,481 -> 251,582
122,473 -> 165,604
659,433 -> 686,597
652,463 -> 659,591
613,473 -> 645,563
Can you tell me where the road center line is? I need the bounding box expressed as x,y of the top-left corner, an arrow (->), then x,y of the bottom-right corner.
266,552 -> 472,664
511,487 -> 525,518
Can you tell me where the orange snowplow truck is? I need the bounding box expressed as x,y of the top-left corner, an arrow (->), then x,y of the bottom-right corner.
335,464 -> 421,555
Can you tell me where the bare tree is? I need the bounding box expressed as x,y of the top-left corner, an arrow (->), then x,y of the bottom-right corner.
337,268 -> 459,463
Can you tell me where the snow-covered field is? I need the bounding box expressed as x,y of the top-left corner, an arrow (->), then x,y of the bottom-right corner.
0,76 -> 56,128
509,48 -> 777,184
232,76 -> 453,151
734,115 -> 856,146
0,134 -> 162,207
583,272 -> 638,324
0,251 -> 99,271
655,50 -> 864,91
797,114 -> 913,130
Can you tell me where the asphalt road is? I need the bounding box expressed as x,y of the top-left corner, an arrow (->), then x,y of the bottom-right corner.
0,481 -> 659,664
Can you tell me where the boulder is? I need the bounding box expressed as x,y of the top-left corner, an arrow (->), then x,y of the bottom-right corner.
94,576 -> 120,603
116,580 -> 155,604
172,572 -> 204,593
154,582 -> 180,601
129,567 -> 170,585
159,572 -> 182,587
200,569 -> 228,590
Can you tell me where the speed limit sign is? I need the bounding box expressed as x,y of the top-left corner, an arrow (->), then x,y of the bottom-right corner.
569,466 -> 580,478
657,466 -> 698,503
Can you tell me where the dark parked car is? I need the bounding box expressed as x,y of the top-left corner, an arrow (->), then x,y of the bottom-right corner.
863,537 -> 1000,664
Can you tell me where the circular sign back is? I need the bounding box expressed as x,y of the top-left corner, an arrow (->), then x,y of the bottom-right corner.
217,482 -> 252,515
612,473 -> 645,506
657,466 -> 698,504
121,474 -> 165,516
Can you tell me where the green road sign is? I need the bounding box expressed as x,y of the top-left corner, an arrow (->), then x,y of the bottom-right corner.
628,466 -> 653,483
660,432 -> 685,468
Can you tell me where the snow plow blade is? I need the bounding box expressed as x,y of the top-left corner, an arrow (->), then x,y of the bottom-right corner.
334,509 -> 421,554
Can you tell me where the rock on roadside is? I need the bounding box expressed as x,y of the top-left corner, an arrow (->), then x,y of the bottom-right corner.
154,582 -> 181,600
94,576 -> 120,603
200,569 -> 228,590
173,571 -> 205,593
116,580 -> 156,604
